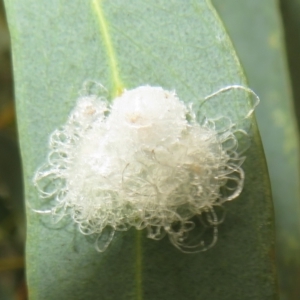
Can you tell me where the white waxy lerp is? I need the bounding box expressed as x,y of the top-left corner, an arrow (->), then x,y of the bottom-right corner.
34,84 -> 255,253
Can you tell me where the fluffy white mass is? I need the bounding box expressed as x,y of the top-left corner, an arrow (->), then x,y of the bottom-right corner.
34,85 -> 246,252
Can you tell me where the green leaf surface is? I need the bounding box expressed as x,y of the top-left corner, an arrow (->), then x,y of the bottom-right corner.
4,0 -> 277,299
212,0 -> 300,299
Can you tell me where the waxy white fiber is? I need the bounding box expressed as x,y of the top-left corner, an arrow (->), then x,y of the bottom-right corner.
33,83 -> 258,253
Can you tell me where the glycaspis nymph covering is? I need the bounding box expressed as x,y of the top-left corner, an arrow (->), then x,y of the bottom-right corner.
33,84 -> 259,252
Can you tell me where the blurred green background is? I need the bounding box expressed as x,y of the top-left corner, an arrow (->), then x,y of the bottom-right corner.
0,1 -> 25,299
0,0 -> 300,299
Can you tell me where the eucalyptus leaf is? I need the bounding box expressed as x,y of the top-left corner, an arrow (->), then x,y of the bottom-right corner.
4,0 -> 277,299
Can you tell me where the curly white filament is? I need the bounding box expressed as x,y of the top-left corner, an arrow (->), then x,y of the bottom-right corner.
33,84 -> 258,253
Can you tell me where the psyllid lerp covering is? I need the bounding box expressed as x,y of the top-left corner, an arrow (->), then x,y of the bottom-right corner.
33,83 -> 259,253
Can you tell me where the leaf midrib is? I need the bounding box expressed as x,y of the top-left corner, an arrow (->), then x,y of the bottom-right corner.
91,1 -> 143,299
